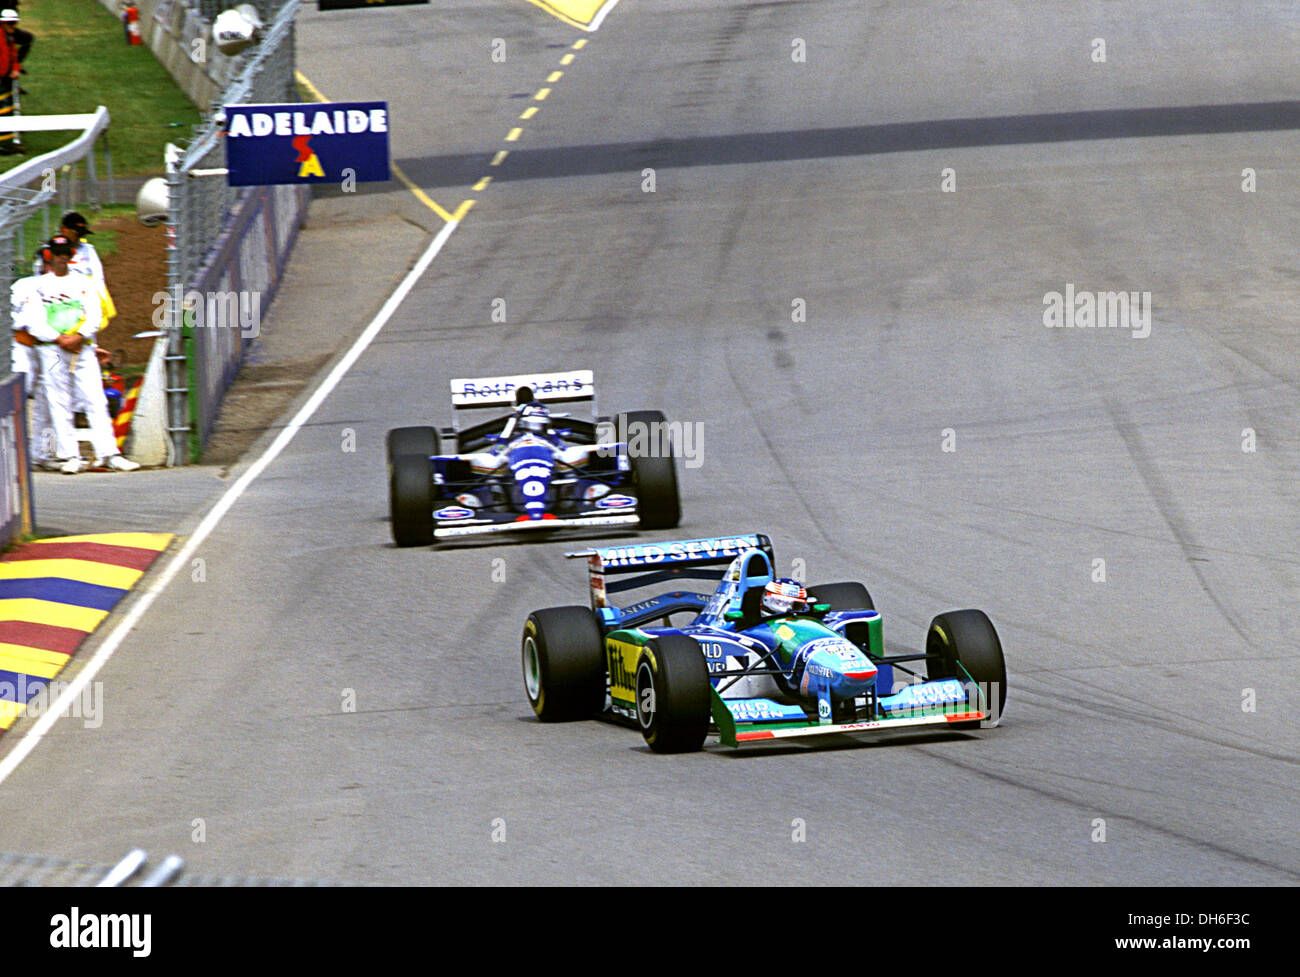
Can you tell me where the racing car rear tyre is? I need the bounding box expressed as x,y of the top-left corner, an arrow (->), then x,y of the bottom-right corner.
390,453 -> 435,547
386,426 -> 440,465
636,635 -> 710,753
618,410 -> 681,530
925,609 -> 1007,727
522,607 -> 607,721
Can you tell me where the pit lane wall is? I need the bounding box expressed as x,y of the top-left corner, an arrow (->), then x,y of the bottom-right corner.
184,182 -> 307,458
0,375 -> 34,548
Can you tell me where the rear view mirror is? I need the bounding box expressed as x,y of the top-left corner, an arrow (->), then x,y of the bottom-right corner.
723,610 -> 744,622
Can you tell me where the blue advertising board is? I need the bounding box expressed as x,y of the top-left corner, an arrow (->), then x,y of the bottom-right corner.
224,101 -> 391,187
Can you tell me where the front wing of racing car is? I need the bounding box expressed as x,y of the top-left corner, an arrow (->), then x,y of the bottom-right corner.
710,655 -> 994,746
711,690 -> 987,746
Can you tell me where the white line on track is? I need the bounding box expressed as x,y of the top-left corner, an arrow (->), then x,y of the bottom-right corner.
587,0 -> 621,32
0,218 -> 462,789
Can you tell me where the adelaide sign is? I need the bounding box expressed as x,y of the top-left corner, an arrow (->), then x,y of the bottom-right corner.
224,101 -> 390,187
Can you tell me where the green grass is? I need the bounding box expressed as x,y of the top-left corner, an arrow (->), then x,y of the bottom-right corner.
6,1 -> 203,271
14,0 -> 202,176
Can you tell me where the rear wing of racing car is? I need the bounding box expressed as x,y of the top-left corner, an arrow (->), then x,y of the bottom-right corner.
566,533 -> 775,627
448,369 -> 597,449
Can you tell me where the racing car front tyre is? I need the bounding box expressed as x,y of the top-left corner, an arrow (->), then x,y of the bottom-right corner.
386,426 -> 440,466
522,607 -> 606,721
618,410 -> 681,530
925,609 -> 1007,727
809,582 -> 875,653
808,582 -> 874,611
635,636 -> 710,753
390,453 -> 435,547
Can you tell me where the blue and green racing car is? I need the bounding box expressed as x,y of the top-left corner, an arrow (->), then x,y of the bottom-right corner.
521,533 -> 1008,753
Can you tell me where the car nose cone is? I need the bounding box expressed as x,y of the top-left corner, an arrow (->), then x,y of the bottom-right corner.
799,637 -> 877,698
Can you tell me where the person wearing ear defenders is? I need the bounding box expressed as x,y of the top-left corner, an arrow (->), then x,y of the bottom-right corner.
19,236 -> 139,473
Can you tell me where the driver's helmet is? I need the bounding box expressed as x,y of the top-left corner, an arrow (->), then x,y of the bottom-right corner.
761,578 -> 808,616
517,401 -> 551,437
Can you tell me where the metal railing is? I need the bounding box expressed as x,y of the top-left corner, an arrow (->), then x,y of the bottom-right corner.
0,108 -> 114,335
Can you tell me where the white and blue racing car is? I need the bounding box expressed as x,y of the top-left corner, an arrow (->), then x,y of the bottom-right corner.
387,370 -> 681,545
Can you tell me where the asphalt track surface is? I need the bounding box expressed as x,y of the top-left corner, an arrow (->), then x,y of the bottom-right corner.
0,0 -> 1297,885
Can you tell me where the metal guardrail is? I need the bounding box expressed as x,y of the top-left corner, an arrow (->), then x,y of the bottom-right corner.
0,108 -> 114,336
0,108 -> 113,193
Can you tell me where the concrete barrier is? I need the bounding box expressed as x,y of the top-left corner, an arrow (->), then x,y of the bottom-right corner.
124,335 -> 174,467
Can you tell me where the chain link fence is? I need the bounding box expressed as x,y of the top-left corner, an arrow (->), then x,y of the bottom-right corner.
188,0 -> 282,25
164,0 -> 308,462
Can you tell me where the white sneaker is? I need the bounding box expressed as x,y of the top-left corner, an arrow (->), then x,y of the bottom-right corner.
102,455 -> 141,472
60,457 -> 85,475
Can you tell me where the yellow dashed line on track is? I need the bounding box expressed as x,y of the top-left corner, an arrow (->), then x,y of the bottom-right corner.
295,69 -> 455,224
464,18 -> 602,213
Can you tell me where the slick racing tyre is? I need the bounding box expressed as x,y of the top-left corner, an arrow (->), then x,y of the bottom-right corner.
618,410 -> 681,530
925,609 -> 1007,726
808,582 -> 874,611
390,453 -> 435,547
809,582 -> 875,653
522,607 -> 607,721
635,635 -> 710,753
386,426 -> 440,466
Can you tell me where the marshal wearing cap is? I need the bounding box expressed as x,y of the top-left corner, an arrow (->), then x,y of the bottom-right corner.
61,212 -> 93,236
